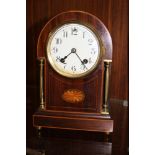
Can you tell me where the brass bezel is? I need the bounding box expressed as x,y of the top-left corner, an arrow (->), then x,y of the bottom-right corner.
46,21 -> 105,78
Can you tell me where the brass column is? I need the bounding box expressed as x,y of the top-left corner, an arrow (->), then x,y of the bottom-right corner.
102,60 -> 112,114
39,58 -> 45,110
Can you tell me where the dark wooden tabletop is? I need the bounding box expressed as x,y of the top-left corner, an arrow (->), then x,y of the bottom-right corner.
26,99 -> 128,155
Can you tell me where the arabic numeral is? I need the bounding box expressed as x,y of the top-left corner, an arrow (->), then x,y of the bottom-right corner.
91,48 -> 96,54
71,66 -> 76,72
88,58 -> 93,64
63,30 -> 68,38
71,27 -> 78,35
55,38 -> 62,44
88,38 -> 93,45
80,65 -> 87,71
83,32 -> 85,38
52,47 -> 58,53
56,56 -> 60,62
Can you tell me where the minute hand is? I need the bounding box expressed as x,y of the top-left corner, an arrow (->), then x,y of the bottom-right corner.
74,52 -> 88,70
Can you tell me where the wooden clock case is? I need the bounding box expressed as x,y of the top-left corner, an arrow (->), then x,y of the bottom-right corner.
33,11 -> 113,133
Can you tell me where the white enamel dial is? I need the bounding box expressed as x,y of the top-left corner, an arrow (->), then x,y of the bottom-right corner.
47,23 -> 101,78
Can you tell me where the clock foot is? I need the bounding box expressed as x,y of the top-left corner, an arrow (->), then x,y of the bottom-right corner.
36,126 -> 42,138
36,126 -> 45,155
104,132 -> 110,142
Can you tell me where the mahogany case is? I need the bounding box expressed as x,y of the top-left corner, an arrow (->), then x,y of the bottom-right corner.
33,11 -> 113,133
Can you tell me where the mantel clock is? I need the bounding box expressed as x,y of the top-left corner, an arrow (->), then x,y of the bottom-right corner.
33,11 -> 113,134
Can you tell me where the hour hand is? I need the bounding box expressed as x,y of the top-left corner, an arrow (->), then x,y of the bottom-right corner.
59,51 -> 72,64
60,58 -> 66,64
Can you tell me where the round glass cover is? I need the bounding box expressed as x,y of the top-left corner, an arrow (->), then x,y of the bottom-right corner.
47,23 -> 101,78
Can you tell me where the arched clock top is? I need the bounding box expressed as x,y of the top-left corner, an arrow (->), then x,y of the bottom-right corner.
37,11 -> 112,61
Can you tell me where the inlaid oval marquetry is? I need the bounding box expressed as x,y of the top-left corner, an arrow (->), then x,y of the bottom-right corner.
62,89 -> 85,103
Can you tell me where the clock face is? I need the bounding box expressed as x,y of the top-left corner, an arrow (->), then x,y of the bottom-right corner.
47,23 -> 101,78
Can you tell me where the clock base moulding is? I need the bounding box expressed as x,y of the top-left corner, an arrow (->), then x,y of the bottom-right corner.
33,110 -> 113,133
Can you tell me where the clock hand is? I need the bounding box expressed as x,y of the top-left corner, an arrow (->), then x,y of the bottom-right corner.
56,56 -> 66,64
70,48 -> 88,69
60,48 -> 76,64
59,58 -> 66,64
74,52 -> 88,70
60,51 -> 72,63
